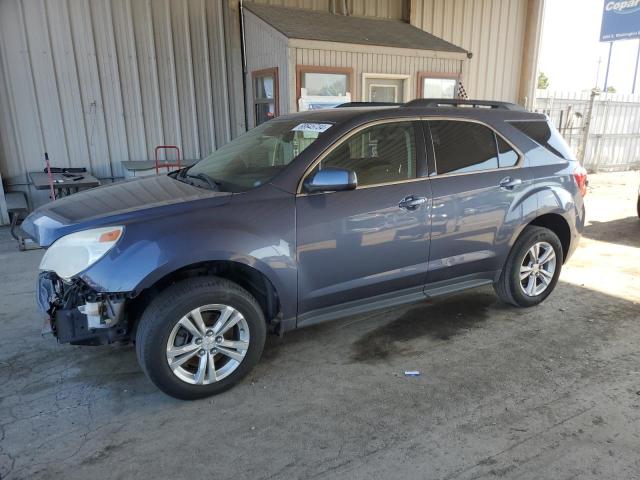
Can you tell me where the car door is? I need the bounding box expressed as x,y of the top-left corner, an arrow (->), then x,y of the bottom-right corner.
424,119 -> 532,286
296,120 -> 431,321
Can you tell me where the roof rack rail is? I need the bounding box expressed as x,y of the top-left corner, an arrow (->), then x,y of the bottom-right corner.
402,98 -> 526,111
336,101 -> 401,108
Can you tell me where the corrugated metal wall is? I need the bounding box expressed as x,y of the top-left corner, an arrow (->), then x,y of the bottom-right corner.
0,0 -> 539,222
250,0 -> 408,19
0,0 -> 235,192
410,0 -> 528,102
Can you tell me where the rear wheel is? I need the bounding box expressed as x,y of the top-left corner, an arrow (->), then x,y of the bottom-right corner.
494,226 -> 564,307
135,276 -> 266,400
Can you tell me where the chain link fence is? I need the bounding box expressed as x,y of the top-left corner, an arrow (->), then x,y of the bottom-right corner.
535,89 -> 640,172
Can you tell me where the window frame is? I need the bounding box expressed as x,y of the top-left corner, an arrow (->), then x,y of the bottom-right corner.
424,118 -> 524,177
296,65 -> 354,111
297,118 -> 426,195
252,67 -> 279,126
362,73 -> 411,103
417,72 -> 460,99
507,119 -> 575,161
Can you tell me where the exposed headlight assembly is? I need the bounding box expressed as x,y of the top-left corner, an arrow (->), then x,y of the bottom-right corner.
39,226 -> 124,280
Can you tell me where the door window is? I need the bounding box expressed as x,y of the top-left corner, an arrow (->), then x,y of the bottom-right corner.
318,122 -> 416,187
253,68 -> 279,126
363,75 -> 407,103
429,121 -> 499,174
496,136 -> 519,168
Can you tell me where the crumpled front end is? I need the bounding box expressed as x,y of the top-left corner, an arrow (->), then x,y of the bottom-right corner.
38,271 -> 130,346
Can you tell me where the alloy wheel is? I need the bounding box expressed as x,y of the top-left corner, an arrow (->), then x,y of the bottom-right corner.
165,304 -> 250,385
519,241 -> 557,297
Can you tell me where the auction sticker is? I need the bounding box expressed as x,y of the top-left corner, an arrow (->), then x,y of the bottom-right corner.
292,123 -> 333,133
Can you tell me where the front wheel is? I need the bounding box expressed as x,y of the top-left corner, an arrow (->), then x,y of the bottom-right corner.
135,276 -> 266,400
494,226 -> 564,307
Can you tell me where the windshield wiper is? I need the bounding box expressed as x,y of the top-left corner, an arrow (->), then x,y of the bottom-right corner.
186,172 -> 220,191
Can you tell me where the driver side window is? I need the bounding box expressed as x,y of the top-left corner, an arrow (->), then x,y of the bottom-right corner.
318,122 -> 416,187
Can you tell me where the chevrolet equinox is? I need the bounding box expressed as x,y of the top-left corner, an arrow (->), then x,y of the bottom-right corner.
23,99 -> 587,399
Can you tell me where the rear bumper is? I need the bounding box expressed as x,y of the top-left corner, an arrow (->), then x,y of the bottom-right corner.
565,202 -> 586,263
37,271 -> 130,346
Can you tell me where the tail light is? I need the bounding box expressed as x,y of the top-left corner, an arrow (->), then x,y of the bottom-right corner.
573,165 -> 588,197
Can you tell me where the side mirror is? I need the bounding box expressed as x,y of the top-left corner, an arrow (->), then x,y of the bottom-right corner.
303,168 -> 357,193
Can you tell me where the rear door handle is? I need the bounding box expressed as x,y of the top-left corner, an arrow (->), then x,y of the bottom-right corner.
498,177 -> 522,190
398,195 -> 427,210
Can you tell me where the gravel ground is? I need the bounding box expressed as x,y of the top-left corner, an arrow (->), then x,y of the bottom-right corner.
0,171 -> 639,480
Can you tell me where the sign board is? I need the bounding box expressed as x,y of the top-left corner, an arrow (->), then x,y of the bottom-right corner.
600,0 -> 640,41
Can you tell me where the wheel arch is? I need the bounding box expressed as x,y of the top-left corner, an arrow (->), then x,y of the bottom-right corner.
127,260 -> 283,338
527,213 -> 571,263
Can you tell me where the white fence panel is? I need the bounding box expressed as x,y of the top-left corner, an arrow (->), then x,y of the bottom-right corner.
536,89 -> 640,172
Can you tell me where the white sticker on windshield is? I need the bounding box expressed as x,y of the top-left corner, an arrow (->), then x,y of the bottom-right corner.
292,123 -> 332,133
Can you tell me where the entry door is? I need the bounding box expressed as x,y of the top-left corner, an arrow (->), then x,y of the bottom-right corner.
364,77 -> 405,103
296,121 -> 431,316
425,120 -> 531,285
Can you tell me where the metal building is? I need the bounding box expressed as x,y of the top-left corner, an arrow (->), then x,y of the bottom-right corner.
0,0 -> 544,222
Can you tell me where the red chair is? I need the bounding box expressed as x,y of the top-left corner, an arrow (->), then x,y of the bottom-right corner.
154,146 -> 181,173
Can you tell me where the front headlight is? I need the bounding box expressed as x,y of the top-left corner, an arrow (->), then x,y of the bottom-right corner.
40,226 -> 124,280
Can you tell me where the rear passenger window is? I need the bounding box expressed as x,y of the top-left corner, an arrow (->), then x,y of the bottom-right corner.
319,122 -> 416,187
429,121 -> 498,174
509,120 -> 575,160
497,136 -> 519,168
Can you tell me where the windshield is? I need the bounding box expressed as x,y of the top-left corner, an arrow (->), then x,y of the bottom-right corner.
186,118 -> 333,192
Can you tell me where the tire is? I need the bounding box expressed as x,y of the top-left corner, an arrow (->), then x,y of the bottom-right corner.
494,226 -> 564,308
135,276 -> 266,400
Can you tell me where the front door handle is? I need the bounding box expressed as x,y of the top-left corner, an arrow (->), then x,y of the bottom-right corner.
499,177 -> 522,190
398,195 -> 427,210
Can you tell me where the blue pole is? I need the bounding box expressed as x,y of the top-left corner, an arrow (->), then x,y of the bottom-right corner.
603,42 -> 613,91
633,39 -> 640,94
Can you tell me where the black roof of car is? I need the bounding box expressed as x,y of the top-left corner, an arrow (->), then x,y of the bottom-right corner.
278,100 -> 545,127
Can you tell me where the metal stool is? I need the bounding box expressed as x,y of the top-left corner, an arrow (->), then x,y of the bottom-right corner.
5,191 -> 36,250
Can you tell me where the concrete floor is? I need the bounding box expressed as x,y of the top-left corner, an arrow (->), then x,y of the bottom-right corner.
1,172 -> 639,480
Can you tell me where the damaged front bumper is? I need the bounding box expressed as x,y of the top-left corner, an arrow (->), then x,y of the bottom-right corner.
37,271 -> 130,346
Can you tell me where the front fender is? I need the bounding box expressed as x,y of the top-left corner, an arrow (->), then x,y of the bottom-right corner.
78,189 -> 297,319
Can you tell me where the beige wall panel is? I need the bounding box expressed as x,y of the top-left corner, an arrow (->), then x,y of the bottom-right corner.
22,0 -> 70,173
411,0 -> 527,102
170,0 -> 200,160
243,11 -> 290,128
251,0 -> 406,19
188,0 -> 216,155
111,0 -> 148,162
291,45 -> 461,108
0,0 -> 238,214
68,0 -> 113,179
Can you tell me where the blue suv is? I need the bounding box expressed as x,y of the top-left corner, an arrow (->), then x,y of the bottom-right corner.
23,99 -> 587,399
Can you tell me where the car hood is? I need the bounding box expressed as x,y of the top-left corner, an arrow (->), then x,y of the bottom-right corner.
22,174 -> 231,247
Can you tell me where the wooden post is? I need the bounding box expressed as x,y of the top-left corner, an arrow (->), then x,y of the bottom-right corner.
578,88 -> 599,167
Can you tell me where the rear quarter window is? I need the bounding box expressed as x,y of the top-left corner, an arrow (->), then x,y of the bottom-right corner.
509,120 -> 575,160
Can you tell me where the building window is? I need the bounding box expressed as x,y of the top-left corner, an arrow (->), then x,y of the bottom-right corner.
252,68 -> 279,126
362,73 -> 410,103
297,66 -> 352,111
417,72 -> 459,99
